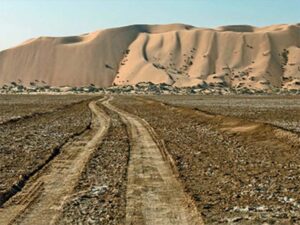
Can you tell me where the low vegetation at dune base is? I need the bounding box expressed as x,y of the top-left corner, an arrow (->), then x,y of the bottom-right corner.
1,81 -> 300,95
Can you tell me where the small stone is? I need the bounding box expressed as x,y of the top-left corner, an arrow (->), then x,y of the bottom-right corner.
203,204 -> 212,209
231,217 -> 243,222
91,185 -> 108,196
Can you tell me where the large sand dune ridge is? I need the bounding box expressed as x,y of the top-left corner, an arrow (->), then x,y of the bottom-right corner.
0,24 -> 299,90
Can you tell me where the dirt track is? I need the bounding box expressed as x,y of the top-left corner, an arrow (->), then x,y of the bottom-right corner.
0,96 -> 204,224
0,99 -> 92,205
112,96 -> 300,224
58,101 -> 130,224
4,95 -> 297,224
0,98 -> 110,225
104,98 -> 203,225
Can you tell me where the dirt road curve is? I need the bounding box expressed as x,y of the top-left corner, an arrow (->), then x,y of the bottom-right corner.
103,98 -> 203,225
0,98 -> 110,225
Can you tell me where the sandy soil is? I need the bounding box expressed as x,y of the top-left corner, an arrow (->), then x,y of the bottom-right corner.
112,96 -> 300,224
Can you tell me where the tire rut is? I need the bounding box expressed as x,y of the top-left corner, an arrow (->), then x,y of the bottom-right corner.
103,97 -> 203,225
0,98 -> 110,225
58,101 -> 130,225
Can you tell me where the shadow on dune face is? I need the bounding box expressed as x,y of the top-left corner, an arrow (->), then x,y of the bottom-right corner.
59,36 -> 83,44
217,25 -> 255,32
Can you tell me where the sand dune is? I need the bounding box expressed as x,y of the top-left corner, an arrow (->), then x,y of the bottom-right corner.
0,23 -> 299,90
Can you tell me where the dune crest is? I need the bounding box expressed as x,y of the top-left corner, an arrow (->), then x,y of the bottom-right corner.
0,23 -> 300,90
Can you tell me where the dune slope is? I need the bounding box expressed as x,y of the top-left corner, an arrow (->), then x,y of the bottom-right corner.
0,24 -> 299,90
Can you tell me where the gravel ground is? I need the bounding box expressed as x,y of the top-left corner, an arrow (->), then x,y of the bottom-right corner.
0,94 -> 94,124
149,95 -> 300,133
113,96 -> 300,225
59,105 -> 130,225
0,100 -> 92,205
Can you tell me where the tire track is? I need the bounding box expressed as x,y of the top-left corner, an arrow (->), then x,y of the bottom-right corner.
103,97 -> 203,225
113,96 -> 300,224
0,98 -> 110,225
58,101 -> 130,224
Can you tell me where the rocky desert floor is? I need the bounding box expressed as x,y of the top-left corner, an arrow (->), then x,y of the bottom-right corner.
0,94 -> 299,225
149,95 -> 300,133
0,95 -> 95,205
0,94 -> 94,124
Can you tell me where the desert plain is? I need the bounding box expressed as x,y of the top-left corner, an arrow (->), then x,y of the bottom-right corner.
0,93 -> 299,225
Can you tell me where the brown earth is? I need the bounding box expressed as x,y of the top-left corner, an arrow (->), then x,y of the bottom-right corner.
0,94 -> 299,224
112,96 -> 300,224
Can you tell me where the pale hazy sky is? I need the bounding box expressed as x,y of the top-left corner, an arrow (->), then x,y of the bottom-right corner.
0,0 -> 299,50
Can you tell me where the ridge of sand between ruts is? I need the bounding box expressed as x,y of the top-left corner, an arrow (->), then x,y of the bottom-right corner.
0,98 -> 110,225
103,97 -> 203,225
